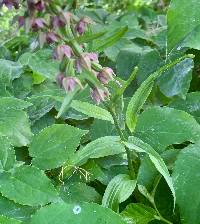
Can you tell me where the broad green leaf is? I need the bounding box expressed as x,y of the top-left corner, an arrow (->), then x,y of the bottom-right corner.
0,136 -> 15,172
102,174 -> 136,212
60,182 -> 101,203
0,165 -> 59,206
0,60 -> 23,96
94,26 -> 128,52
169,92 -> 200,123
0,195 -> 36,222
31,202 -> 126,224
0,216 -> 22,224
167,0 -> 200,51
18,49 -> 59,80
121,203 -> 157,224
71,100 -> 114,123
124,136 -> 175,202
27,96 -> 55,123
173,141 -> 200,224
29,124 -> 87,170
90,119 -> 116,140
0,108 -> 32,147
157,58 -> 193,98
0,97 -> 32,111
135,106 -> 200,152
71,136 -> 125,167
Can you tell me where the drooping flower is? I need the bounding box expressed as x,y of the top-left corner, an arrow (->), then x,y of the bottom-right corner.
76,17 -> 92,35
32,18 -> 45,31
51,16 -> 65,29
56,73 -> 65,87
46,32 -> 59,43
53,45 -> 73,60
85,52 -> 99,63
97,67 -> 114,84
76,53 -> 92,73
18,16 -> 25,27
62,76 -> 83,92
2,0 -> 19,9
35,0 -> 45,11
90,87 -> 109,104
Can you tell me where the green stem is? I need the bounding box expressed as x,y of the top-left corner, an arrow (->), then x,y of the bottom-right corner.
153,201 -> 173,224
108,107 -> 136,179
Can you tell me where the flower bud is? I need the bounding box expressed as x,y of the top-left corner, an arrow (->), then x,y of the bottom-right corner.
76,53 -> 91,73
85,52 -> 99,63
51,16 -> 65,29
3,0 -> 19,9
90,87 -> 109,104
35,0 -> 45,11
32,18 -> 45,31
46,32 -> 59,43
18,16 -> 25,28
97,67 -> 114,85
62,77 -> 83,92
53,45 -> 73,60
76,17 -> 92,35
56,73 -> 65,87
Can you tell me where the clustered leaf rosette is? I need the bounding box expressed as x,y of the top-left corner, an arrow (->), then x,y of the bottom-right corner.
13,0 -> 115,104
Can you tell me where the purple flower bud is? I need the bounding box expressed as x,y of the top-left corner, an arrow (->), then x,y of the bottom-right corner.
53,45 -> 72,60
97,67 -> 114,85
32,18 -> 45,31
51,16 -> 65,28
35,0 -> 45,11
56,73 -> 65,87
46,32 -> 59,44
62,77 -> 83,92
91,87 -> 109,104
85,52 -> 99,63
18,16 -> 25,28
76,54 -> 92,73
3,0 -> 19,9
76,17 -> 92,35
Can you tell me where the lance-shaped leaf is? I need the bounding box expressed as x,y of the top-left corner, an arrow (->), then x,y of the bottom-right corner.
0,165 -> 59,206
102,174 -> 136,212
71,100 -> 113,123
94,26 -> 128,52
124,136 -> 175,204
126,55 -> 194,132
70,136 -> 125,167
29,124 -> 87,170
76,31 -> 106,43
31,202 -> 126,224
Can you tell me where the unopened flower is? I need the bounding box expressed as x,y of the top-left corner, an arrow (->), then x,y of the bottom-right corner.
97,67 -> 114,84
53,45 -> 73,60
76,54 -> 91,72
46,32 -> 59,43
85,52 -> 99,63
60,11 -> 72,25
76,17 -> 92,35
62,76 -> 83,92
90,87 -> 109,104
32,18 -> 45,31
2,0 -> 19,9
51,16 -> 65,29
18,16 -> 25,27
56,73 -> 65,87
35,0 -> 45,11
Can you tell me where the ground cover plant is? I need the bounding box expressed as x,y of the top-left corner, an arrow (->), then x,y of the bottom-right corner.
0,0 -> 200,223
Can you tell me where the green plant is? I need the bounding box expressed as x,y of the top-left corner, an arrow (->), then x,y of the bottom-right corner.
0,0 -> 200,224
